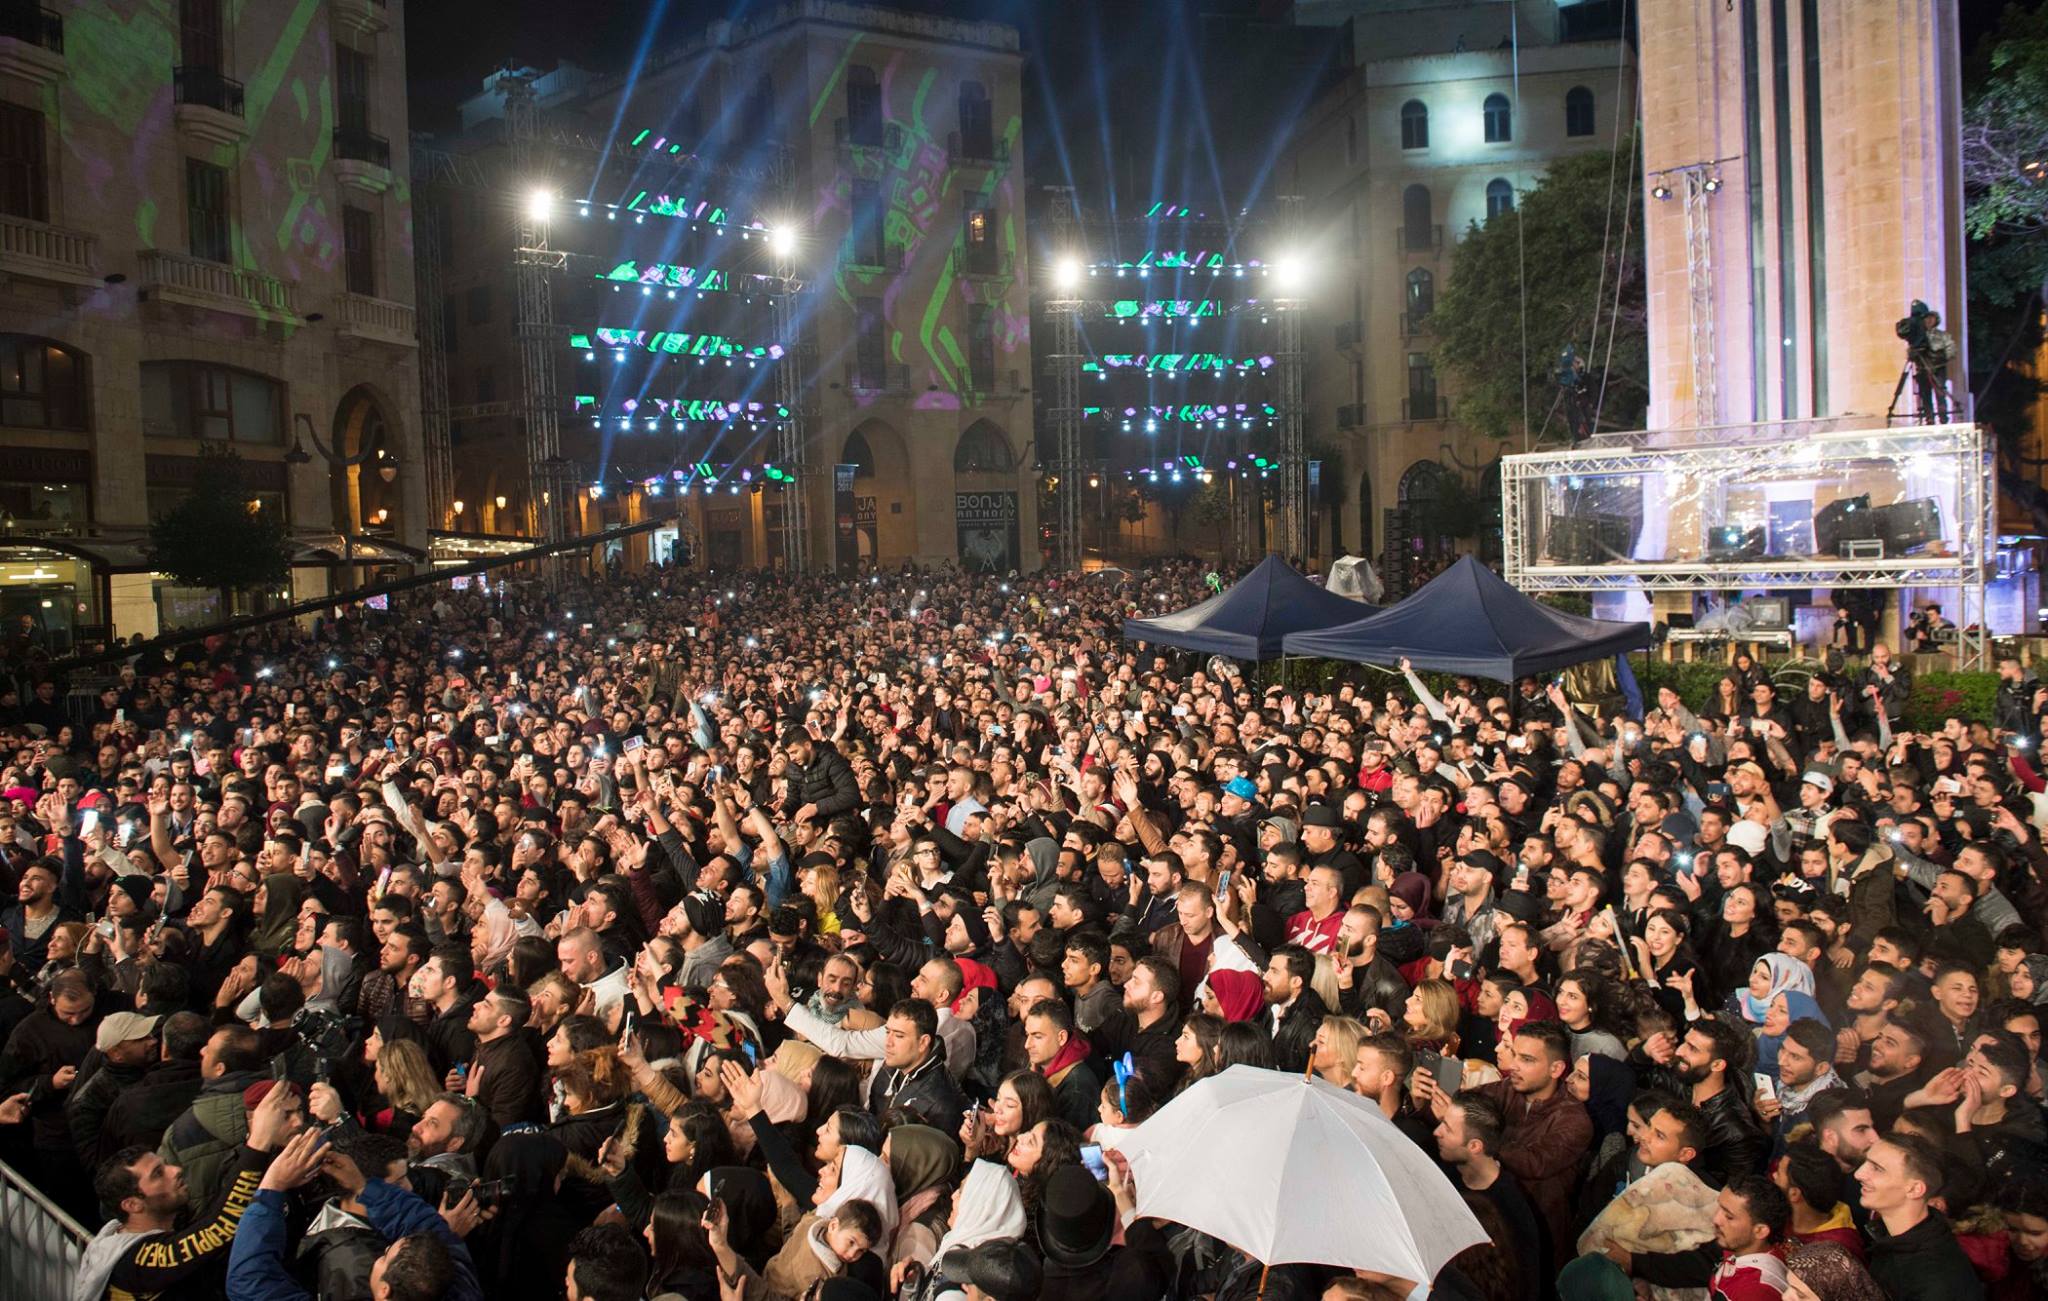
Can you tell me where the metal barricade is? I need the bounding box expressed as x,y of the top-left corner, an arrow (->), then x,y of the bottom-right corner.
0,1156 -> 89,1301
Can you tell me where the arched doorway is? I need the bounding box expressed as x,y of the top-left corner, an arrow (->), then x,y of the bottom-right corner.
330,387 -> 403,537
952,420 -> 1020,573
1387,459 -> 1455,598
842,420 -> 916,565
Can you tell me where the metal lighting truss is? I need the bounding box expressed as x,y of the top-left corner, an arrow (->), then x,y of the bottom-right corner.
1273,195 -> 1307,560
508,75 -> 571,551
412,182 -> 454,526
767,153 -> 810,573
1047,295 -> 1084,572
1501,421 -> 1992,666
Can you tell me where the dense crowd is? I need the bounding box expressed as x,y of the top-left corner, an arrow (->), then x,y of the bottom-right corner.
2,558 -> 2048,1301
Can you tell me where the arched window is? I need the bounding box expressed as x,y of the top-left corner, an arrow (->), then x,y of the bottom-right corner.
1399,459 -> 1448,503
1486,178 -> 1515,218
953,422 -> 1012,474
1401,184 -> 1432,251
1400,99 -> 1428,150
1405,268 -> 1434,322
0,334 -> 86,430
1565,86 -> 1595,137
843,429 -> 876,478
1483,92 -> 1512,143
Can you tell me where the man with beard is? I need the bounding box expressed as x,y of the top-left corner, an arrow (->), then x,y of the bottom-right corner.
1649,1016 -> 1769,1189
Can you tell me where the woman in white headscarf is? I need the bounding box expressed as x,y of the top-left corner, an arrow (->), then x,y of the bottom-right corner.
900,1158 -> 1028,1301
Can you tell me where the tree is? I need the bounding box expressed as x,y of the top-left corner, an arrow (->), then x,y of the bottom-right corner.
1963,5 -> 2048,528
1431,136 -> 1647,442
148,443 -> 291,606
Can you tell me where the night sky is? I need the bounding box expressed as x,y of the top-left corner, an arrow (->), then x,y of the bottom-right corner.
404,0 -> 1332,213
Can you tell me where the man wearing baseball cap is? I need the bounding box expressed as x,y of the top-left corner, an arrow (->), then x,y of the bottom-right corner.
65,1013 -> 161,1168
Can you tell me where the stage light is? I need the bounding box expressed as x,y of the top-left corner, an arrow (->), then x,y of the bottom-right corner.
1270,255 -> 1305,293
524,188 -> 555,223
1702,175 -> 1722,192
767,224 -> 797,257
1651,183 -> 1673,200
1053,256 -> 1083,291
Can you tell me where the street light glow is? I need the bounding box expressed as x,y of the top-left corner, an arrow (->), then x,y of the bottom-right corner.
1270,254 -> 1305,293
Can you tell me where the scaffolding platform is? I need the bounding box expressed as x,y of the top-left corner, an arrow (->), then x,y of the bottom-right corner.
1500,420 -> 1992,666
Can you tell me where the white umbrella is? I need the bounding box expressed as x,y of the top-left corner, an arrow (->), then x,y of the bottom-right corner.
1115,1065 -> 1487,1283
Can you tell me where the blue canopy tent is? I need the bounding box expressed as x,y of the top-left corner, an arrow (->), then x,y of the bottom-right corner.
1123,554 -> 1376,661
1279,555 -> 1652,680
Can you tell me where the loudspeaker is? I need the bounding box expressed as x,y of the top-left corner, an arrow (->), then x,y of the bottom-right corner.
1874,497 -> 1941,553
1814,494 -> 1874,554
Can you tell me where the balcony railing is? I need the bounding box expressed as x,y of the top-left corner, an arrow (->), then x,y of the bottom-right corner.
948,129 -> 1008,166
1402,308 -> 1433,337
140,248 -> 297,318
174,65 -> 245,116
1399,224 -> 1443,254
1402,394 -> 1449,422
1334,320 -> 1363,352
1336,403 -> 1365,430
0,4 -> 63,52
951,246 -> 1003,280
834,117 -> 904,153
0,212 -> 95,283
845,242 -> 905,273
333,127 -> 390,168
338,292 -> 416,345
845,362 -> 910,394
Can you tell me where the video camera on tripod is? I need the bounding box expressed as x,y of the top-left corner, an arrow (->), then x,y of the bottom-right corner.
1889,299 -> 1956,423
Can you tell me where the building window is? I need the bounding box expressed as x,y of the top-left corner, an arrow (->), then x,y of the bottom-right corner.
958,80 -> 993,159
1407,352 -> 1438,417
0,103 -> 47,222
1486,178 -> 1515,218
0,335 -> 86,430
141,361 -> 284,444
961,204 -> 996,276
336,45 -> 371,137
1401,184 -> 1432,250
179,0 -> 222,69
1405,268 -> 1434,322
967,303 -> 996,391
846,65 -> 881,147
747,74 -> 776,141
466,285 -> 491,325
854,296 -> 886,389
342,205 -> 376,296
185,158 -> 231,263
1400,99 -> 1428,150
954,423 -> 1011,473
851,178 -> 884,267
1345,116 -> 1358,166
1483,93 -> 1512,143
1565,86 -> 1595,137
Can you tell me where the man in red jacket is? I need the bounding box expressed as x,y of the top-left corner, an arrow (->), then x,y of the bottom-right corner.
1454,1019 -> 1593,1263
